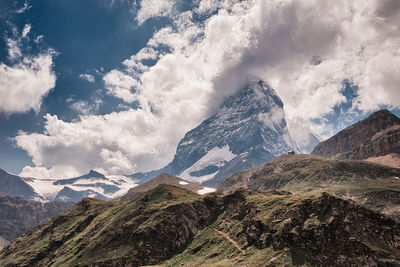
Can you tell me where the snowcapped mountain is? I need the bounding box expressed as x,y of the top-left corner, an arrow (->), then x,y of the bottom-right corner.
24,170 -> 137,202
132,79 -> 316,186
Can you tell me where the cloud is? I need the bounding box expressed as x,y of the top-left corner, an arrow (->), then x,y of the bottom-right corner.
70,98 -> 101,115
0,25 -> 56,114
16,110 -> 175,178
103,70 -> 140,103
0,54 -> 56,114
79,73 -> 95,83
136,0 -> 175,25
16,0 -> 400,178
15,1 -> 32,14
21,24 -> 31,38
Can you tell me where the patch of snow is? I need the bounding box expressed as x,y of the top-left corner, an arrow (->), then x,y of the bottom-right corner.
24,178 -> 63,200
179,181 -> 189,185
198,187 -> 216,195
180,139 -> 194,146
180,146 -> 236,182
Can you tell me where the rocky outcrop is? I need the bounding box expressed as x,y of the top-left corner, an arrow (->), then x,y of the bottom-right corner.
0,193 -> 74,242
312,109 -> 400,160
240,190 -> 400,266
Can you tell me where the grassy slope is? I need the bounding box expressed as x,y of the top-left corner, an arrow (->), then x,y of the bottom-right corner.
0,185 -> 214,267
1,185 -> 400,266
218,154 -> 400,220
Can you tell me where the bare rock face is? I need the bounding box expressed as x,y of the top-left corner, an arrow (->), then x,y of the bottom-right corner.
311,109 -> 400,160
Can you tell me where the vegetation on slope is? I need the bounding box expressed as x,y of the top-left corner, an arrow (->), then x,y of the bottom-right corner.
218,154 -> 400,220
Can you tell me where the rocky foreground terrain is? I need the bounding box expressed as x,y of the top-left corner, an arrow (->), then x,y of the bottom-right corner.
0,185 -> 399,266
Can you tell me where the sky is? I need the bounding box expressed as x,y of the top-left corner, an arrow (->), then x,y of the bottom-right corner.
0,0 -> 399,179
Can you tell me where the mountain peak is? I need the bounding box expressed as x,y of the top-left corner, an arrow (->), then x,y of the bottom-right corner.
221,79 -> 283,111
80,170 -> 106,179
361,109 -> 400,125
132,80 -> 295,186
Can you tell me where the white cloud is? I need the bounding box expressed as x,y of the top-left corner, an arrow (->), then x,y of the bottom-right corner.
20,166 -> 52,179
79,73 -> 95,83
136,0 -> 175,25
16,110 -> 175,178
0,53 -> 56,114
70,98 -> 101,115
22,24 -> 31,38
16,0 -> 400,178
15,2 -> 32,14
0,24 -> 56,114
103,70 -> 140,103
6,38 -> 22,61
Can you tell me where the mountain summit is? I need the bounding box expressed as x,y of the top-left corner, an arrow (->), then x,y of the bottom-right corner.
132,79 -> 317,186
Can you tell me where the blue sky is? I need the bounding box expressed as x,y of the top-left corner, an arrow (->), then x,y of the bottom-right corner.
0,0 -> 160,173
0,0 -> 399,177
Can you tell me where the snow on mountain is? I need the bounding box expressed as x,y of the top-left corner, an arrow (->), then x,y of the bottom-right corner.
131,79 -> 315,186
24,170 -> 138,202
179,146 -> 236,182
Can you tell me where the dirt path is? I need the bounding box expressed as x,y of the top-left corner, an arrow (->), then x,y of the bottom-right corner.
214,229 -> 246,254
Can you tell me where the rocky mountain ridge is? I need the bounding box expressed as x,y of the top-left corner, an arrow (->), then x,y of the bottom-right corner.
312,109 -> 400,164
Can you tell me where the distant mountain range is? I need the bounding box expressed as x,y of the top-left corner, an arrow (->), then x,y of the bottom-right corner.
18,170 -> 137,202
131,79 -> 319,187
